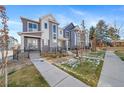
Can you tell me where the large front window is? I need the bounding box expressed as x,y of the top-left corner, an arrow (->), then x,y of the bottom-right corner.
27,38 -> 38,49
28,22 -> 38,31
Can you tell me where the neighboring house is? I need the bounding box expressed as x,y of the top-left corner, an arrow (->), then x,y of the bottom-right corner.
63,23 -> 76,50
8,36 -> 18,49
84,30 -> 90,48
0,36 -> 18,50
111,40 -> 124,47
58,27 -> 68,50
18,14 -> 68,52
63,23 -> 90,50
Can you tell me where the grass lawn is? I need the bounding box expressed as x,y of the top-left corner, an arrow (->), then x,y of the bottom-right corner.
0,64 -> 49,87
54,51 -> 105,87
115,51 -> 124,61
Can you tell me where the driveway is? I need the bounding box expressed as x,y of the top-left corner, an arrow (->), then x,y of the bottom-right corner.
98,51 -> 124,87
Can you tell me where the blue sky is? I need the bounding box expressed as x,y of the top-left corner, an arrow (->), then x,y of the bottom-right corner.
5,5 -> 124,43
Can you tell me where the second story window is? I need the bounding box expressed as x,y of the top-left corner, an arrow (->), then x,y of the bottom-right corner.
44,23 -> 47,29
53,25 -> 56,33
66,32 -> 69,37
28,22 -> 38,31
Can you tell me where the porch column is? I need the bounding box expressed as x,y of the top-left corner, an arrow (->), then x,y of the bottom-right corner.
66,40 -> 68,51
21,35 -> 24,52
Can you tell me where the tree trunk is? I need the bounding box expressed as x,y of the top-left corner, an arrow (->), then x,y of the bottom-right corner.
4,49 -> 8,87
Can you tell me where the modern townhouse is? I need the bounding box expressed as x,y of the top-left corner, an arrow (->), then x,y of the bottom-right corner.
8,36 -> 18,49
18,14 -> 90,53
63,22 -> 89,50
63,23 -> 78,50
18,14 -> 68,52
84,30 -> 90,48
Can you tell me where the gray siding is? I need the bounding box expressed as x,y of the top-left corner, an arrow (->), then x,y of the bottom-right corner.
63,23 -> 76,49
22,20 -> 27,32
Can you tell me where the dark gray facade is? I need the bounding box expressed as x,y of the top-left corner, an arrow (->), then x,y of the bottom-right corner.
63,23 -> 77,50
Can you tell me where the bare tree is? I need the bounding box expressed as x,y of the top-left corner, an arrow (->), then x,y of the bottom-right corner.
113,20 -> 123,39
73,20 -> 86,58
89,26 -> 96,51
0,5 -> 9,87
81,20 -> 86,55
73,26 -> 80,57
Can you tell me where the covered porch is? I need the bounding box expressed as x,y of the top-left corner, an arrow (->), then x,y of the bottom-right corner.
18,31 -> 43,52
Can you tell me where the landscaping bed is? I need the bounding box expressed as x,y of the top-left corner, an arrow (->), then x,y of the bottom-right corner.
41,52 -> 68,58
115,51 -> 124,61
41,52 -> 70,64
87,50 -> 105,58
0,64 -> 49,87
54,51 -> 105,87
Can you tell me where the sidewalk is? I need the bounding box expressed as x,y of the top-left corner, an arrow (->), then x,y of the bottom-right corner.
98,51 -> 124,87
30,53 -> 88,87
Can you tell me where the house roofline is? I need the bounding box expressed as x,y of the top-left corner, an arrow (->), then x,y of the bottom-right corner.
18,31 -> 43,35
49,20 -> 59,25
20,16 -> 40,23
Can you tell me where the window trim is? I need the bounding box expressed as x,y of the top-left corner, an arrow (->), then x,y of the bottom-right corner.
27,21 -> 38,32
53,25 -> 56,33
66,32 -> 69,37
44,22 -> 47,29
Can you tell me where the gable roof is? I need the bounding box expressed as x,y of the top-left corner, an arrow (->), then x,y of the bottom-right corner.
41,14 -> 59,24
42,14 -> 56,21
20,14 -> 59,24
73,25 -> 81,32
63,22 -> 75,30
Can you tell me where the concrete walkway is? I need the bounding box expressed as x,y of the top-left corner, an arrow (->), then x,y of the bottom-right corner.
98,51 -> 124,87
30,52 -> 88,87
